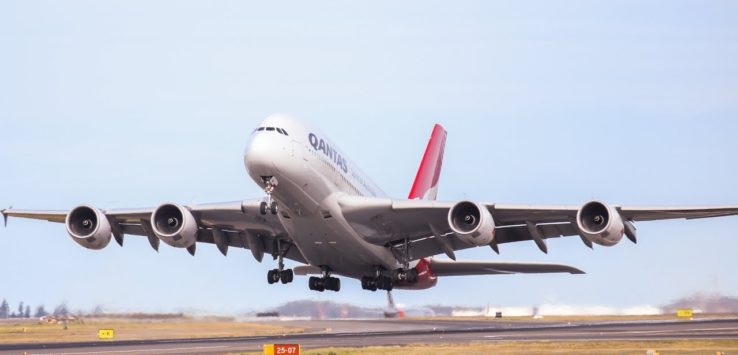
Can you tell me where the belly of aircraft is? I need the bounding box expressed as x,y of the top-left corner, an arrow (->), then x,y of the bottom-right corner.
280,216 -> 392,277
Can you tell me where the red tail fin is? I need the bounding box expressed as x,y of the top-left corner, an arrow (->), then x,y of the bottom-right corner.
408,124 -> 447,200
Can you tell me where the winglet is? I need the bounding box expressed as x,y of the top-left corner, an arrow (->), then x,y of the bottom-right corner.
408,124 -> 447,200
2,207 -> 11,227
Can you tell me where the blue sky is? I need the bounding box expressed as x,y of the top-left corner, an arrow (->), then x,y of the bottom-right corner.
1,1 -> 737,313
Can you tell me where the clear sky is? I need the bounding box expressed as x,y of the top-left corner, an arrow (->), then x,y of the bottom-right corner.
1,1 -> 737,314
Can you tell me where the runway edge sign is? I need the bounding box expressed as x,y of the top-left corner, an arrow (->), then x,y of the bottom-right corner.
98,329 -> 115,340
677,309 -> 694,319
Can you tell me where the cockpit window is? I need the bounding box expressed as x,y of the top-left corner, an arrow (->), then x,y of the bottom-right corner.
253,126 -> 288,136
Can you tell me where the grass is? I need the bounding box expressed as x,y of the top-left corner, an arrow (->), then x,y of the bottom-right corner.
0,319 -> 302,344
239,340 -> 738,355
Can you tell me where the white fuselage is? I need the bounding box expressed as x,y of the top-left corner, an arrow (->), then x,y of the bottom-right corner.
244,114 -> 401,277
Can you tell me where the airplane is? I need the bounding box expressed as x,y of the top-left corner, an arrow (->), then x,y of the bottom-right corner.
4,114 -> 738,293
383,291 -> 406,319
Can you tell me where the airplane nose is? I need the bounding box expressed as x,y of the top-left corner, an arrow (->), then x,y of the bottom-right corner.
244,133 -> 276,178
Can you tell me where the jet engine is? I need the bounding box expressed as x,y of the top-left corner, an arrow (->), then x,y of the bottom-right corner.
576,201 -> 625,246
151,203 -> 198,248
447,201 -> 495,246
65,205 -> 112,250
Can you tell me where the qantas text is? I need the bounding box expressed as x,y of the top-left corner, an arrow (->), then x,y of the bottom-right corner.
309,133 -> 349,173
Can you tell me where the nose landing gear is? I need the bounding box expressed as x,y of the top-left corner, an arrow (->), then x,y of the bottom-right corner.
259,176 -> 279,215
259,200 -> 278,215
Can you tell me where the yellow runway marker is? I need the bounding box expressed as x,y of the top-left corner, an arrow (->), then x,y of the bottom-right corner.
678,309 -> 694,319
98,329 -> 115,340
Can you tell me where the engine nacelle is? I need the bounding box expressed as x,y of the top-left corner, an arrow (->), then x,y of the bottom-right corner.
151,203 -> 198,248
576,201 -> 625,247
65,206 -> 112,250
447,201 -> 496,246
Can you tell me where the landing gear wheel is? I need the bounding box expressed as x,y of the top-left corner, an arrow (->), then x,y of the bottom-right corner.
259,201 -> 268,216
377,276 -> 393,291
327,277 -> 341,292
270,201 -> 278,215
406,269 -> 419,283
361,276 -> 378,292
267,269 -> 280,284
280,269 -> 294,284
309,276 -> 325,292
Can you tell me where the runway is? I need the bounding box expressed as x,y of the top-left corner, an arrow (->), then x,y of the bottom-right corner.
2,318 -> 738,355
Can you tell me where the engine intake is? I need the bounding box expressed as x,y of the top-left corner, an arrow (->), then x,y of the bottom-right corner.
65,206 -> 112,250
576,201 -> 625,246
151,203 -> 198,248
447,201 -> 495,246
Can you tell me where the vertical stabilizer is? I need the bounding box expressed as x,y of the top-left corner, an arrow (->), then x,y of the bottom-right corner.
408,124 -> 447,200
387,291 -> 396,309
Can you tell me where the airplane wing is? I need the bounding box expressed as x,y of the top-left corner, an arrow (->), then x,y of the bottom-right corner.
338,195 -> 738,260
1,200 -> 306,263
428,259 -> 585,276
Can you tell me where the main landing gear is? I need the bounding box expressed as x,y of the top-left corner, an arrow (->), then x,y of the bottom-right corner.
259,176 -> 279,215
267,268 -> 294,284
361,268 -> 418,292
309,267 -> 341,292
267,239 -> 294,285
361,275 -> 392,292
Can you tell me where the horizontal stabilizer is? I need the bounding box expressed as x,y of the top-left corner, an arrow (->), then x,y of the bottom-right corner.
429,259 -> 584,276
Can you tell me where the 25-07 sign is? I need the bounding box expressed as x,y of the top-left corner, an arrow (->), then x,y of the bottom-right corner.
264,344 -> 300,355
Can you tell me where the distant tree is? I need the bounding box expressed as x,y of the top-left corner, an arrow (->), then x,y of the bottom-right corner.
92,305 -> 105,315
34,305 -> 48,318
53,303 -> 69,316
0,299 -> 8,318
9,311 -> 17,318
18,302 -> 24,317
24,305 -> 31,318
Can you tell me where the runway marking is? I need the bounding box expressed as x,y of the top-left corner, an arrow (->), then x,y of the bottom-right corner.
29,345 -> 229,355
683,327 -> 738,332
481,326 -> 738,339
